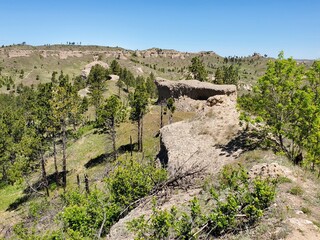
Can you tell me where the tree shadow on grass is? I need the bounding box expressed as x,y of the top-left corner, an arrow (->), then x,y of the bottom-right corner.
118,142 -> 138,154
23,171 -> 68,194
7,194 -> 31,211
84,153 -> 111,168
84,142 -> 138,169
7,171 -> 68,211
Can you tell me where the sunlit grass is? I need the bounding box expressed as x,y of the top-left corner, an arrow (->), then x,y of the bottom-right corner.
0,184 -> 23,211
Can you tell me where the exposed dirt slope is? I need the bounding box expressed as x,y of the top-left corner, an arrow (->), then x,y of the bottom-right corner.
160,95 -> 240,176
107,94 -> 240,239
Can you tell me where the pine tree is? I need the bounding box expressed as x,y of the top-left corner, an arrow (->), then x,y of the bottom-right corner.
110,60 -> 121,75
88,64 -> 108,119
97,95 -> 126,161
50,72 -> 82,189
129,84 -> 149,152
146,72 -> 157,99
188,57 -> 208,81
116,79 -> 124,97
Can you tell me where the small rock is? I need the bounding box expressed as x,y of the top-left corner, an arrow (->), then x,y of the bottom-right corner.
207,95 -> 226,106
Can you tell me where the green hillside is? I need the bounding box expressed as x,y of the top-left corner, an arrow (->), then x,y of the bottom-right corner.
0,45 -> 319,239
0,45 -> 271,91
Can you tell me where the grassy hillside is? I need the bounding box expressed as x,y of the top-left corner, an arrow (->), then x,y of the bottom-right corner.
0,45 -> 318,239
0,85 -> 195,237
0,45 -> 271,92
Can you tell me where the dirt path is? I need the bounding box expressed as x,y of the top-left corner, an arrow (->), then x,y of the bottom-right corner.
24,69 -> 33,79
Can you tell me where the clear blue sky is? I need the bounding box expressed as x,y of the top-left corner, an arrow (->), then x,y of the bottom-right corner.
0,0 -> 319,59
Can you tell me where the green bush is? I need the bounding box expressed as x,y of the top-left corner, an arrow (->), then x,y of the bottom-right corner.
28,199 -> 49,220
301,206 -> 311,215
55,157 -> 167,239
128,165 -> 277,238
10,156 -> 168,239
107,158 -> 167,207
288,185 -> 303,196
60,205 -> 92,235
275,176 -> 292,184
59,189 -> 121,238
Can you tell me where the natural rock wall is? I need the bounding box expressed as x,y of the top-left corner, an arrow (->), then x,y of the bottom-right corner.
155,78 -> 237,103
0,47 -> 206,60
158,95 -> 240,177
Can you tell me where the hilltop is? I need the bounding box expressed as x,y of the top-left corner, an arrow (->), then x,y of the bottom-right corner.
0,44 -> 271,92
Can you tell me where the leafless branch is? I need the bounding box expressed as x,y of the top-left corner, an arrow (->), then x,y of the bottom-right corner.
24,175 -> 46,197
97,211 -> 106,238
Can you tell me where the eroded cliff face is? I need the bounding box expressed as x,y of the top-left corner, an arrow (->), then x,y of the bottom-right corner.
158,94 -> 240,178
0,47 -> 209,60
154,78 -> 237,103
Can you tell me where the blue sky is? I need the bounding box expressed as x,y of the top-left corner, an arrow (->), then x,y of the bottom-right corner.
0,0 -> 319,59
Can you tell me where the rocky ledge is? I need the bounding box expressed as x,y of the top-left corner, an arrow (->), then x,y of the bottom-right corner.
154,78 -> 237,102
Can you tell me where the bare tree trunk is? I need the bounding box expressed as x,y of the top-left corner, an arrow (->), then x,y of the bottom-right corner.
62,121 -> 67,190
111,119 -> 117,161
84,174 -> 90,194
160,104 -> 164,128
77,174 -> 80,189
130,135 -> 133,156
137,118 -> 141,152
53,134 -> 59,186
140,117 -> 144,152
2,166 -> 7,183
40,152 -> 49,197
279,134 -> 284,150
278,134 -> 289,157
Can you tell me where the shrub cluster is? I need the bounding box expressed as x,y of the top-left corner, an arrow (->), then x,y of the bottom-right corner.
13,157 -> 167,239
57,158 -> 167,239
128,165 -> 276,239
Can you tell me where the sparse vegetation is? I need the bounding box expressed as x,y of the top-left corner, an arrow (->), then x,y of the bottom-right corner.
288,185 -> 303,196
301,206 -> 312,215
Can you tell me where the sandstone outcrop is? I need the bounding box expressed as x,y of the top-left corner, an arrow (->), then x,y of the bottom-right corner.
159,95 -> 240,177
109,74 -> 119,81
155,78 -> 237,103
81,61 -> 109,77
108,76 -> 239,240
206,95 -> 227,106
0,47 -> 216,62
